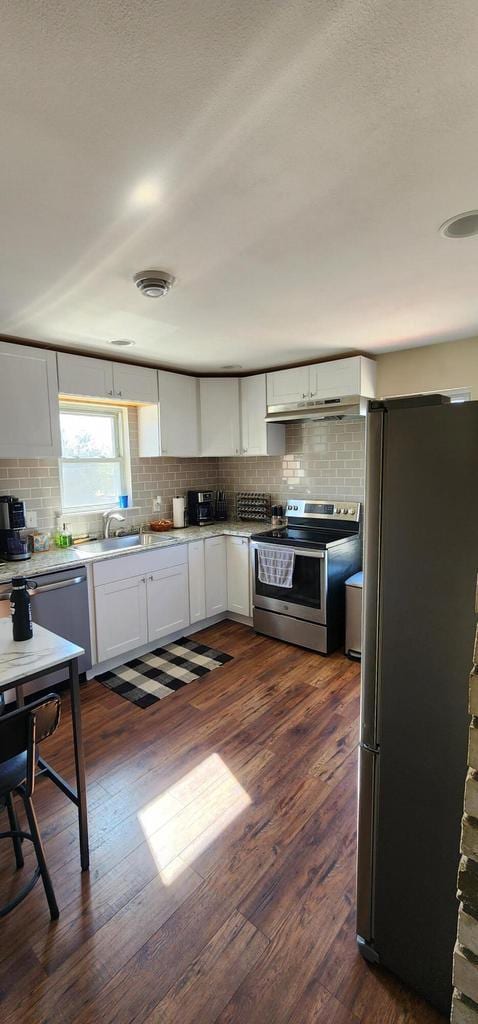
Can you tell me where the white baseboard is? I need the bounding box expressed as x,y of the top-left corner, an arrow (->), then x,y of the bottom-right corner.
86,611 -> 249,679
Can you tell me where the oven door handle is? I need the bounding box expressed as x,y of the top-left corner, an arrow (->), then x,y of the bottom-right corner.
250,541 -> 325,559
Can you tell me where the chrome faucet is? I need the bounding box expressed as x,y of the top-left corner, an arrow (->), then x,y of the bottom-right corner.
103,509 -> 125,538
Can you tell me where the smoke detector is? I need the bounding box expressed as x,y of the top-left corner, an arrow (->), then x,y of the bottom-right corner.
439,211 -> 478,238
133,270 -> 175,298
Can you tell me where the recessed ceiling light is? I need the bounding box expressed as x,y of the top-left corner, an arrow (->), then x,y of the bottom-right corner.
109,339 -> 135,347
133,270 -> 175,298
221,364 -> 242,369
130,178 -> 160,208
439,210 -> 478,238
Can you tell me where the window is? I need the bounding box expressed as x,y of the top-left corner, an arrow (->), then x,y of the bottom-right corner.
442,388 -> 471,403
59,402 -> 130,512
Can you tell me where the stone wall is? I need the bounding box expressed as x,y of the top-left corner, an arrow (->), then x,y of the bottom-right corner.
452,583 -> 478,1022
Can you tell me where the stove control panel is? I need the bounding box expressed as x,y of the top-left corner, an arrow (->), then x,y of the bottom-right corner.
286,499 -> 360,522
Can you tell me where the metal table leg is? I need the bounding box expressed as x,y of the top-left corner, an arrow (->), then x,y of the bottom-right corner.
69,657 -> 89,870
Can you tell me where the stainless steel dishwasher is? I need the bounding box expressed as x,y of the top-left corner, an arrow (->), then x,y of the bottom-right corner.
0,565 -> 92,703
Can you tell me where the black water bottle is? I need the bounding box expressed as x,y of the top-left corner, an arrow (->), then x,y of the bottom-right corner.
10,577 -> 33,641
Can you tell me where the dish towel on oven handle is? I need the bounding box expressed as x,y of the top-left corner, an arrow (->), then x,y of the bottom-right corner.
257,546 -> 295,588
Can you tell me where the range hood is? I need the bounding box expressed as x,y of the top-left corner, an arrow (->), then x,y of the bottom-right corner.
265,395 -> 368,422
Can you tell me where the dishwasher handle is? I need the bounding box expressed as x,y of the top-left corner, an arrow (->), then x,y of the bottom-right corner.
0,574 -> 86,601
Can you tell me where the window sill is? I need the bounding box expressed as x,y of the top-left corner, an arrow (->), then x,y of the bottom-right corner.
60,506 -> 141,518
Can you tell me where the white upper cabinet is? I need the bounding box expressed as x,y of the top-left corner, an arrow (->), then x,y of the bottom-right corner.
158,371 -> 199,456
0,342 -> 61,458
266,365 -> 310,407
138,370 -> 200,457
266,356 -> 376,407
58,352 -> 114,399
240,375 -> 285,456
308,356 -> 376,401
112,363 -> 158,404
58,352 -> 158,403
199,378 -> 240,456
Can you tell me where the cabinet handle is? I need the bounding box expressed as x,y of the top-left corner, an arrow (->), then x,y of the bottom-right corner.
302,392 -> 307,398
117,390 -> 123,397
141,577 -> 146,583
243,447 -> 248,453
149,575 -> 153,581
108,389 -> 113,396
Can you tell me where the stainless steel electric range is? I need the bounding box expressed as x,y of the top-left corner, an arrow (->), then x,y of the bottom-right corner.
250,498 -> 361,654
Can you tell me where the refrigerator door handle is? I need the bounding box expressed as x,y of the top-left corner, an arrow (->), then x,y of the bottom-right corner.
360,406 -> 384,750
356,744 -> 379,950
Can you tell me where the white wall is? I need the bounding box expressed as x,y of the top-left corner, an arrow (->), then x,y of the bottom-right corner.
377,337 -> 478,400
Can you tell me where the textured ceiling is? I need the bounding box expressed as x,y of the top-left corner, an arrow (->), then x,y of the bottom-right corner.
1,0 -> 478,371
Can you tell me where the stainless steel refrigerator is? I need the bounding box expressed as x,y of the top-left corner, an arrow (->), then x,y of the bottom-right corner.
356,394 -> 478,1015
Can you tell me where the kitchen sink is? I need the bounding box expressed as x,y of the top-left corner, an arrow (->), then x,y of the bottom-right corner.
79,533 -> 167,555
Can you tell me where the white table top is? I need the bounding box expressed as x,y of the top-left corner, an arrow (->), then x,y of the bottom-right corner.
0,619 -> 84,687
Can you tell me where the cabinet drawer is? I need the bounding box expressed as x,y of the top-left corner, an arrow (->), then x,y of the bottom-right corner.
93,544 -> 188,587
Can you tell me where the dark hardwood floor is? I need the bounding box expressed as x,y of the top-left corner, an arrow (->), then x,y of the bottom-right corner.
0,621 -> 445,1023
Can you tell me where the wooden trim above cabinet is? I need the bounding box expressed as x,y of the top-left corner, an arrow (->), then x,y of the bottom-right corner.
0,331 -> 376,379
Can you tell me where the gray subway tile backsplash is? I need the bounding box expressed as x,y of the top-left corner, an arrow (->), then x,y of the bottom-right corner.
0,411 -> 365,536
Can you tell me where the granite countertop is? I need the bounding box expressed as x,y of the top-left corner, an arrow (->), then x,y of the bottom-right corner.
0,521 -> 272,585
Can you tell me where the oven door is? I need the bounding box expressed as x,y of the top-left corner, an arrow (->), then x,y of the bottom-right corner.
251,541 -> 327,625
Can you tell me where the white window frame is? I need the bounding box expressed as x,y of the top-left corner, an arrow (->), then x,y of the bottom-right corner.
59,401 -> 132,514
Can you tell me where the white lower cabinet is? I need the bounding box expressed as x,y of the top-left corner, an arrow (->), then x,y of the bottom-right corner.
93,536 -> 252,665
147,564 -> 189,641
226,536 -> 251,616
93,546 -> 189,663
188,540 -> 206,623
95,575 -> 148,662
204,536 -> 228,616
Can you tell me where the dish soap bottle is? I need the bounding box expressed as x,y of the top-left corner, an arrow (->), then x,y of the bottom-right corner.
10,577 -> 33,641
58,521 -> 73,547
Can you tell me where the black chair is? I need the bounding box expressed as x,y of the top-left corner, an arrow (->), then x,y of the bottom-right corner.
0,693 -> 61,920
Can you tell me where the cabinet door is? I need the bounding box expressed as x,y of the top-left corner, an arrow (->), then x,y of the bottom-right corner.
147,563 -> 190,641
204,535 -> 227,616
159,370 -> 200,456
188,540 -> 206,623
0,342 -> 60,458
266,366 -> 310,407
309,356 -> 365,400
240,374 -> 285,456
58,352 -> 114,399
226,536 -> 251,616
199,378 -> 240,456
95,575 -> 148,662
113,363 -> 158,404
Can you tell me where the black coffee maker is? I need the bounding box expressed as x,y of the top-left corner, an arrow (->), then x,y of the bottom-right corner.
187,490 -> 215,526
0,496 -> 30,561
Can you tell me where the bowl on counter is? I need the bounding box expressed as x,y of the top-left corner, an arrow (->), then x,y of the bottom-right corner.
149,519 -> 174,532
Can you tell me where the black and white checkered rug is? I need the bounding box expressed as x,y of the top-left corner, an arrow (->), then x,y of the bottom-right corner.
96,637 -> 233,708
